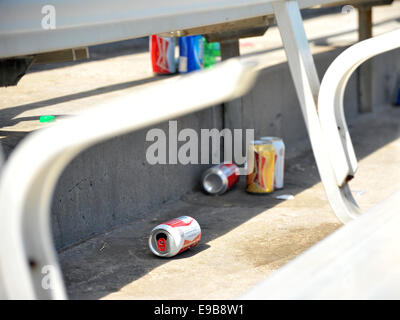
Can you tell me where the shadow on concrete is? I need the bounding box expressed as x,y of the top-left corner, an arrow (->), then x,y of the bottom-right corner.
28,37 -> 150,74
0,114 -> 71,157
0,42 -> 350,159
0,130 -> 29,158
0,75 -> 174,159
58,107 -> 400,300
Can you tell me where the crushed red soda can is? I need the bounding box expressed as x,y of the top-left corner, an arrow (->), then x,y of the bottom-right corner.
201,162 -> 240,195
149,216 -> 201,258
150,35 -> 176,74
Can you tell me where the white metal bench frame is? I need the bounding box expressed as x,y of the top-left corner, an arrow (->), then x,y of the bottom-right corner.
0,0 -> 335,59
273,0 -> 362,224
319,28 -> 400,188
0,0 -> 398,299
239,27 -> 400,299
0,59 -> 260,299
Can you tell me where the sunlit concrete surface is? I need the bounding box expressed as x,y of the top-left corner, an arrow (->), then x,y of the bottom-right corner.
60,107 -> 400,299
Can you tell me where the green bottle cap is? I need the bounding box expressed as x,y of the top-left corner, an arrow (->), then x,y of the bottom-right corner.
40,115 -> 55,123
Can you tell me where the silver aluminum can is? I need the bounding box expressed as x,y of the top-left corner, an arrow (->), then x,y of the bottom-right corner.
260,137 -> 285,189
201,162 -> 239,195
149,216 -> 201,258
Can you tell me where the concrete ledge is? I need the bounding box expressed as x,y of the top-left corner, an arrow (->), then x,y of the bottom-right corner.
58,107 -> 400,299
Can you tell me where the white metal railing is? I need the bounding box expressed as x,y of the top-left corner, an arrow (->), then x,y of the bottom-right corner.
0,0 -> 398,299
240,27 -> 400,300
318,28 -> 400,187
0,0 -> 335,59
0,59 -> 260,299
272,0 -> 362,224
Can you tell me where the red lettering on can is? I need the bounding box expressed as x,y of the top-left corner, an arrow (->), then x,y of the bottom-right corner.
150,35 -> 175,74
253,152 -> 267,188
164,217 -> 193,228
157,238 -> 167,252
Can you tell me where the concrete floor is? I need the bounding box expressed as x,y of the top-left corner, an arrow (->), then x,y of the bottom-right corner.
59,107 -> 400,299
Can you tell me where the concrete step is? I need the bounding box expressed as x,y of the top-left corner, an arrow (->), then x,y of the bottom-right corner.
59,107 -> 400,299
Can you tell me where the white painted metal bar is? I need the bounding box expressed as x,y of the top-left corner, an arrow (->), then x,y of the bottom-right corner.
240,189 -> 400,299
318,28 -> 400,187
272,0 -> 360,223
0,0 -> 339,59
241,27 -> 400,300
0,58 -> 260,299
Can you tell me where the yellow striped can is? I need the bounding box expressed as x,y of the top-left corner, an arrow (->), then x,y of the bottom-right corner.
246,140 -> 275,194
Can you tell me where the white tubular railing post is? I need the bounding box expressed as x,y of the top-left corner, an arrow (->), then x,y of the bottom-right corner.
240,25 -> 400,301
272,0 -> 360,223
0,59 -> 260,299
318,28 -> 400,187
